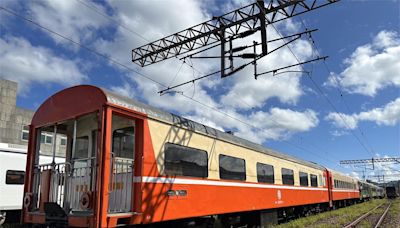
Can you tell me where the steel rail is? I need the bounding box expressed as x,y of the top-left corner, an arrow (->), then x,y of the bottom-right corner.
374,202 -> 392,228
343,202 -> 386,228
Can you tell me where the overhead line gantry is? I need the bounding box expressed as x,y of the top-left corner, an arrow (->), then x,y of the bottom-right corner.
132,0 -> 339,93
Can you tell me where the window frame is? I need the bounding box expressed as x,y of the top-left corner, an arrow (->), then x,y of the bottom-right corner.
256,162 -> 274,184
60,136 -> 67,146
21,125 -> 29,141
310,174 -> 318,187
112,126 -> 135,159
164,143 -> 208,178
299,171 -> 309,187
6,170 -> 25,185
40,133 -> 53,145
281,168 -> 294,186
219,154 -> 246,181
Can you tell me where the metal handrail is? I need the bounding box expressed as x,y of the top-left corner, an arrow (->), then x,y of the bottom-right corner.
109,153 -> 115,192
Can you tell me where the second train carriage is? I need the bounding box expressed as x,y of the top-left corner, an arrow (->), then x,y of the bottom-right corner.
328,169 -> 359,207
22,85 -> 363,227
359,181 -> 384,200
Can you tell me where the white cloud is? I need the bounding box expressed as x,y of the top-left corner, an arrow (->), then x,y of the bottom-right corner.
326,30 -> 400,96
330,130 -> 349,137
0,36 -> 88,92
325,112 -> 358,130
349,171 -> 360,180
95,0 -> 319,143
240,108 -> 319,143
326,97 -> 400,130
28,0 -> 109,46
110,82 -> 136,99
7,0 -> 319,144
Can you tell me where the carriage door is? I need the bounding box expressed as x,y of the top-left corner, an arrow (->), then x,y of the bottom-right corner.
108,114 -> 135,213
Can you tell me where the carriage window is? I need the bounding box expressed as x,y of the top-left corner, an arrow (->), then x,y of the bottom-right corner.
219,154 -> 246,181
164,143 -> 208,178
257,163 -> 274,184
318,174 -> 324,186
112,114 -> 135,159
113,127 -> 135,158
6,170 -> 25,185
73,136 -> 89,159
299,172 -> 308,186
310,174 -> 318,187
281,168 -> 294,185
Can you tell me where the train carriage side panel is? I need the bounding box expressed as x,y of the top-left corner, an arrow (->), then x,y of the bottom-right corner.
329,170 -> 359,202
138,118 -> 330,224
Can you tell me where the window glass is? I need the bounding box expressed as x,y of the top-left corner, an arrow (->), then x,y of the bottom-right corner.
21,125 -> 29,141
281,168 -> 294,185
219,154 -> 246,181
310,174 -> 318,187
60,137 -> 67,146
113,127 -> 135,159
257,163 -> 274,184
73,136 -> 89,159
164,143 -> 208,178
45,135 -> 53,144
111,114 -> 135,159
299,172 -> 308,186
6,170 -> 25,184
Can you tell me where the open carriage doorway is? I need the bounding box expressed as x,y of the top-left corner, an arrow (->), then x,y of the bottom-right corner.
108,113 -> 136,213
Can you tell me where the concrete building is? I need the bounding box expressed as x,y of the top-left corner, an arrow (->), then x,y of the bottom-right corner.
0,79 -> 65,156
0,79 -> 33,146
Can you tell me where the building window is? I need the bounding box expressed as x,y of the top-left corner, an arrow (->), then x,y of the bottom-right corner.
21,125 -> 29,141
310,174 -> 318,187
257,163 -> 274,184
46,135 -> 53,144
281,168 -> 294,185
40,133 -> 53,144
60,137 -> 67,146
164,143 -> 208,178
299,172 -> 309,186
219,154 -> 246,181
6,170 -> 25,185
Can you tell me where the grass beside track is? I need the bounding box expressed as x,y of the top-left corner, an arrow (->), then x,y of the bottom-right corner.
273,199 -> 387,228
380,198 -> 400,228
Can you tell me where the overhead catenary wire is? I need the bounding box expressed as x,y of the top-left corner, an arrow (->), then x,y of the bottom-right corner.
300,20 -> 378,157
268,22 -> 376,158
0,6 -> 164,88
159,33 -> 325,94
74,0 -> 204,87
0,5 -> 352,172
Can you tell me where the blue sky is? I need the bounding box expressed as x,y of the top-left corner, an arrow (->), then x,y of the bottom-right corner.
0,0 -> 399,181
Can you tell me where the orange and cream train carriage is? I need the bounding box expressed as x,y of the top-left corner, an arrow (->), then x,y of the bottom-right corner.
22,85 -> 360,227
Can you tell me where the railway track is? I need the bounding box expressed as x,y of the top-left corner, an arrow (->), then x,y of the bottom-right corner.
343,201 -> 392,228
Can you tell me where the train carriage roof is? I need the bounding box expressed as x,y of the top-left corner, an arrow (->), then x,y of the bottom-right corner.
33,85 -> 326,171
